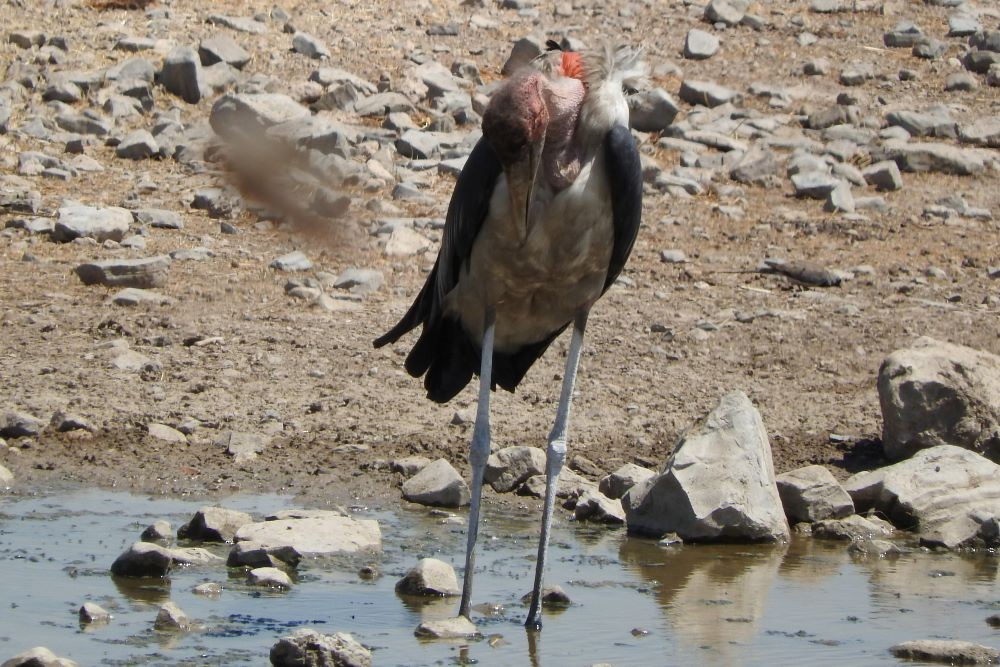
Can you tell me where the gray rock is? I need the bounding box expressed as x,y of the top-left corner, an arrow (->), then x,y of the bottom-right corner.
79,602 -> 111,625
207,14 -> 268,34
332,268 -> 383,295
76,257 -> 170,289
135,209 -> 183,229
140,520 -> 172,542
964,50 -> 1000,74
354,91 -> 416,117
959,118 -> 1000,148
395,557 -> 460,596
574,489 -> 626,524
812,515 -> 893,541
684,29 -> 720,60
216,430 -> 270,462
235,515 -> 382,555
396,129 -> 443,159
414,616 -> 481,640
878,338 -> 1000,462
193,582 -> 223,596
520,584 -> 571,607
199,35 -> 251,69
890,640 -> 999,665
824,183 -> 855,213
704,0 -> 745,26
0,647 -> 78,667
791,172 -> 840,199
875,141 -> 986,175
154,601 -> 190,631
53,204 -> 132,242
862,160 -> 903,191
776,465 -> 854,523
110,541 -> 174,577
177,506 -> 253,543
623,391 -> 790,542
270,629 -> 372,667
803,58 -> 830,75
969,31 -> 1000,53
270,251 -> 312,271
628,88 -> 680,132
599,463 -> 656,499
402,458 -> 470,507
115,130 -> 160,160
292,32 -> 330,59
147,423 -> 186,443
389,456 -> 431,476
912,38 -> 947,59
846,445 -> 1000,548
249,566 -> 293,589
730,149 -> 783,187
678,79 -> 740,108
50,412 -> 93,433
948,15 -> 981,37
1,410 -> 43,438
8,30 -> 45,49
884,20 -> 924,48
384,226 -> 430,256
210,93 -> 310,138
659,249 -> 688,264
109,288 -> 173,306
160,46 -> 207,104
944,72 -> 978,92
0,177 -> 42,214
986,64 -> 1000,87
484,445 -> 546,493
227,540 -> 301,568
885,108 -> 956,138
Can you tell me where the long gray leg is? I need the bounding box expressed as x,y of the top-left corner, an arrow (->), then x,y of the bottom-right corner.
525,311 -> 589,630
459,309 -> 495,619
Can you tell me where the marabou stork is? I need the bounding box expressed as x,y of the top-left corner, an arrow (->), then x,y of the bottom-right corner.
374,43 -> 645,630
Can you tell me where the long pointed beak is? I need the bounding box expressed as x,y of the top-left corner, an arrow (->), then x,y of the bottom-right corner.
506,137 -> 544,240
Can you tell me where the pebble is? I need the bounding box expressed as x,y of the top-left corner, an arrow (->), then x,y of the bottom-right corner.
414,616 -> 481,640
292,32 -> 330,60
270,251 -> 313,272
684,29 -> 720,60
248,566 -> 293,589
154,602 -> 190,631
79,602 -> 111,625
160,46 -> 207,104
76,256 -> 171,289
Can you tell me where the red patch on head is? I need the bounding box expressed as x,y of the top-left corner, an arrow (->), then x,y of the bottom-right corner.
561,51 -> 584,81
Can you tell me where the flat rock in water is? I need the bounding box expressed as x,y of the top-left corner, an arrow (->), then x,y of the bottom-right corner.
154,601 -> 190,631
177,506 -> 253,542
890,640 -> 999,665
878,337 -> 1000,462
845,445 -> 1000,548
76,257 -> 170,289
402,458 -> 470,507
79,602 -> 111,625
414,616 -> 481,640
599,463 -> 656,499
248,566 -> 293,589
141,520 -> 172,542
484,445 -> 546,493
0,647 -> 78,667
812,514 -> 892,541
235,516 -> 382,555
270,629 -> 372,667
227,540 -> 302,568
395,557 -> 460,596
110,541 -> 174,577
623,391 -> 790,542
54,204 -> 132,242
776,465 -> 854,523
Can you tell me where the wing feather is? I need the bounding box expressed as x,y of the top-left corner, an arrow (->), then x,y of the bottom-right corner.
602,124 -> 643,292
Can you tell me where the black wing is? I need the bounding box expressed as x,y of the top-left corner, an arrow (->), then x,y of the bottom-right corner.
373,137 -> 502,402
601,124 -> 643,293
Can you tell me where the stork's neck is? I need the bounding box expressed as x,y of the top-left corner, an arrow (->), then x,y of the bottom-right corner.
540,76 -> 585,191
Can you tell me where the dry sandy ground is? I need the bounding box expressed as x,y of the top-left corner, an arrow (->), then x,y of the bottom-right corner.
0,0 -> 998,508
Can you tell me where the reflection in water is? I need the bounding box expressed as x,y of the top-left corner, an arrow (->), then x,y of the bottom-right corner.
112,575 -> 172,606
619,539 -> 786,660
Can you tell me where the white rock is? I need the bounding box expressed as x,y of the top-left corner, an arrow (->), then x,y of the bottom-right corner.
574,489 -> 626,524
235,516 -> 382,555
248,566 -> 293,589
270,629 -> 372,667
78,602 -> 111,625
878,337 -> 1000,462
484,446 -> 545,493
776,465 -> 854,523
395,557 -> 460,596
147,423 -> 186,443
623,391 -> 790,542
402,458 -> 470,507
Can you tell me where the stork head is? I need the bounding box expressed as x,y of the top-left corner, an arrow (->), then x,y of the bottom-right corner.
482,55 -> 586,237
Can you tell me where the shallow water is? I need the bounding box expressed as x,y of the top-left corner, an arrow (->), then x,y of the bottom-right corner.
0,489 -> 997,666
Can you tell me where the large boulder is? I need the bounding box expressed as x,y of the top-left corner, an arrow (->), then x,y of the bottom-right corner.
878,337 -> 1000,462
623,392 -> 790,542
775,465 -> 854,523
270,629 -> 371,667
235,515 -> 382,556
845,445 -> 1000,548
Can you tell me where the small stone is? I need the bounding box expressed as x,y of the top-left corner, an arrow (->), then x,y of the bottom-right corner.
160,46 -> 207,104
177,506 -> 253,542
248,566 -> 293,589
198,35 -> 251,69
110,541 -> 174,577
54,204 -> 132,243
115,130 -> 160,160
812,515 -> 892,541
141,520 -> 172,542
76,257 -> 171,289
520,585 -> 571,608
883,20 -> 924,48
227,541 -> 301,568
216,430 -> 270,463
108,288 -> 172,307
292,32 -> 330,59
704,0 -> 744,26
79,602 -> 111,625
825,183 -> 855,213
628,88 -> 680,132
792,172 -> 840,199
270,250 -> 313,272
678,79 -> 740,108
193,582 -> 223,597
912,38 -> 946,60
599,463 -> 656,499
270,629 -> 372,667
134,209 -> 183,229
574,489 -> 626,524
862,161 -> 903,191
501,36 -> 545,76
684,29 -> 720,60
147,423 -> 186,443
389,456 -> 431,476
8,30 -> 45,49
414,616 -> 481,640
402,459 -> 470,507
154,602 -> 190,631
395,558 -> 461,596
944,72 -> 978,92
485,446 -> 546,493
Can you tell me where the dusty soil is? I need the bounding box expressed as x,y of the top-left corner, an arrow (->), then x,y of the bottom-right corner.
0,0 -> 998,508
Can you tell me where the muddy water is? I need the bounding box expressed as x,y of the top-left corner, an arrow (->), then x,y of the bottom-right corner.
0,490 -> 998,666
